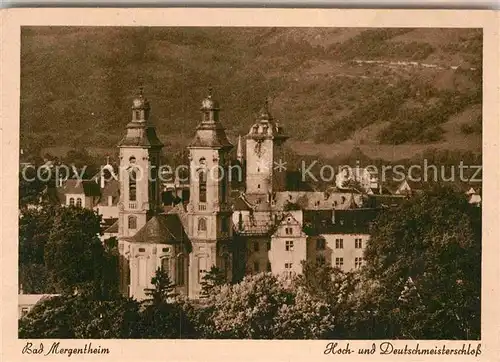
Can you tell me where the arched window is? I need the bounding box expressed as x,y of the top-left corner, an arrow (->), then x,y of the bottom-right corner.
199,170 -> 207,203
69,197 -> 75,206
76,198 -> 82,207
198,218 -> 207,231
176,255 -> 185,286
128,216 -> 137,229
129,169 -> 137,201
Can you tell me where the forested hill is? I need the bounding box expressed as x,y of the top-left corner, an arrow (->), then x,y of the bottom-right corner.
20,27 -> 482,160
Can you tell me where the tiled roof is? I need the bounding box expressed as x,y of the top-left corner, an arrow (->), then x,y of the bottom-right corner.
131,214 -> 188,245
272,191 -> 363,210
303,208 -> 380,235
103,219 -> 119,234
232,195 -> 252,211
61,179 -> 101,197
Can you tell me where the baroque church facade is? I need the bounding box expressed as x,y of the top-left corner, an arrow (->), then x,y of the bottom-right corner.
113,88 -> 382,300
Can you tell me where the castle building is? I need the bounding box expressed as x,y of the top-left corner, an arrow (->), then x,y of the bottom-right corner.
108,88 -> 381,301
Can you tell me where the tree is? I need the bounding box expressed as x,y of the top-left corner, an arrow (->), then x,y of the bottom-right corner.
296,260 -> 360,338
19,168 -> 47,208
200,266 -> 227,298
144,267 -> 177,306
202,273 -> 335,339
44,206 -> 107,296
19,205 -> 58,294
138,268 -> 195,338
19,294 -> 142,339
363,185 -> 481,339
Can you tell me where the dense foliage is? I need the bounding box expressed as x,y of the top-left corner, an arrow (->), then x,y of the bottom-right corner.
19,187 -> 480,339
19,205 -> 119,296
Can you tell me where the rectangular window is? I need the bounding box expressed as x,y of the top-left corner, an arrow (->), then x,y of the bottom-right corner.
284,263 -> 293,278
198,257 -> 207,284
355,238 -> 363,249
355,257 -> 364,268
335,257 -> 344,269
253,242 -> 259,252
254,261 -> 260,273
285,240 -> 294,251
21,307 -> 29,317
285,227 -> 292,235
335,238 -> 344,249
316,238 -> 325,250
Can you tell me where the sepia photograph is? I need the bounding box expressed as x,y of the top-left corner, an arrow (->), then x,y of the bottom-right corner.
14,24 -> 486,344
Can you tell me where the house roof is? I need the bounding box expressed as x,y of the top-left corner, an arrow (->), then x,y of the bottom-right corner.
303,208 -> 380,235
130,214 -> 188,245
60,179 -> 101,197
103,219 -> 119,234
232,195 -> 252,211
272,212 -> 307,238
272,191 -> 363,211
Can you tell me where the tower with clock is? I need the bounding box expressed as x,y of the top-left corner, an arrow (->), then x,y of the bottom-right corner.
245,100 -> 289,196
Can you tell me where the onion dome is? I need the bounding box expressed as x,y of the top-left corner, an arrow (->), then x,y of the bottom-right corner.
131,87 -> 150,111
188,87 -> 232,150
200,87 -> 220,112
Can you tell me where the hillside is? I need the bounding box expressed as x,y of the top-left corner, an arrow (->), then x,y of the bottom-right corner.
20,27 -> 482,161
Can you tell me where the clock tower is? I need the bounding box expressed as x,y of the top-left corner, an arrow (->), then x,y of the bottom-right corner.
245,101 -> 288,195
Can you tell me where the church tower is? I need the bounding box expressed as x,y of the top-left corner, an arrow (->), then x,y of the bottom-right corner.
117,88 -> 164,238
186,88 -> 233,298
245,100 -> 288,195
